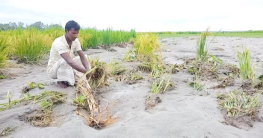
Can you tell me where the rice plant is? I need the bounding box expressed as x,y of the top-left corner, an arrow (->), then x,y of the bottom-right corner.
218,90 -> 260,117
132,33 -> 161,62
0,34 -> 8,67
196,28 -> 210,61
237,47 -> 255,82
15,29 -> 52,63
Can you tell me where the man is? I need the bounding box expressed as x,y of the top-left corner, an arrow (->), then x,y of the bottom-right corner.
47,20 -> 91,88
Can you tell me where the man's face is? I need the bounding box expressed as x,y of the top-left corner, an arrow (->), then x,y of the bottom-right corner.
66,28 -> 79,41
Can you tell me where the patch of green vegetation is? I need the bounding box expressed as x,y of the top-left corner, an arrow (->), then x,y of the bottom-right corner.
0,74 -> 6,79
237,47 -> 255,82
151,77 -> 174,94
156,31 -> 263,38
73,95 -> 86,108
217,90 -> 260,117
189,81 -> 203,91
0,91 -> 65,112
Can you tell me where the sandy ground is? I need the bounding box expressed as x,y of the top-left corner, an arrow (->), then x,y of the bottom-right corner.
0,37 -> 263,138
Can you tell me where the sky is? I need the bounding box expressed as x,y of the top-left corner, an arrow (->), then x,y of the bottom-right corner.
0,0 -> 262,32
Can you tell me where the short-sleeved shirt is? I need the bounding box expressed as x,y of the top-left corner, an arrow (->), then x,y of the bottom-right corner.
47,35 -> 82,73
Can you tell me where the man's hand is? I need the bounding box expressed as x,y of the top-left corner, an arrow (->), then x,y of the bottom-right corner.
60,52 -> 87,73
77,50 -> 91,70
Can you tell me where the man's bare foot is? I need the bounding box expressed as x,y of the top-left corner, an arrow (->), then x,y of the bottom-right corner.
57,81 -> 69,88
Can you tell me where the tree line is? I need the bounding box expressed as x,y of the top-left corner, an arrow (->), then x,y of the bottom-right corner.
0,21 -> 63,31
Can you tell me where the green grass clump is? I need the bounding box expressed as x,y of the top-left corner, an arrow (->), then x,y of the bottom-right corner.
189,81 -> 203,91
218,90 -> 260,117
196,28 -> 210,61
237,47 -> 255,82
73,95 -> 86,108
151,77 -> 173,94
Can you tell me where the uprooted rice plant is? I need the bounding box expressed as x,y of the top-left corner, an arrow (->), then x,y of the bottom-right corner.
75,75 -> 114,129
217,90 -> 261,128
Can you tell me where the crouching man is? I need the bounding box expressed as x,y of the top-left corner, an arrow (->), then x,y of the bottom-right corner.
47,20 -> 91,88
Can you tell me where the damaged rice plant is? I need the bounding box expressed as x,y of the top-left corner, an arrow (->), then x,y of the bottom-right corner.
0,127 -> 15,137
124,72 -> 143,84
189,81 -> 203,91
108,60 -> 126,75
217,90 -> 260,117
1,91 -> 65,127
151,76 -> 174,94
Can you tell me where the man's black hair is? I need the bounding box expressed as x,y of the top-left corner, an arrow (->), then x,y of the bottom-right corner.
65,20 -> 80,31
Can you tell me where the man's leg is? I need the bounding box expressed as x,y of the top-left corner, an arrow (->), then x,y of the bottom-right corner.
47,59 -> 75,88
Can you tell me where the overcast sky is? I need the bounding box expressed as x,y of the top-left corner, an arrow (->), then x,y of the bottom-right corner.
0,0 -> 262,32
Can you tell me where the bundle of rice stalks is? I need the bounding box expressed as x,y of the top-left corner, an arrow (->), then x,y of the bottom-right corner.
87,57 -> 109,88
75,78 -> 114,129
108,60 -> 126,75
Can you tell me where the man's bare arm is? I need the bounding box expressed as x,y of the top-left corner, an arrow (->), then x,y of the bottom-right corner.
60,52 -> 87,73
77,50 -> 91,70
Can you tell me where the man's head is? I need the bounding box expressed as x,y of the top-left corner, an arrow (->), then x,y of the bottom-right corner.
65,20 -> 80,42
